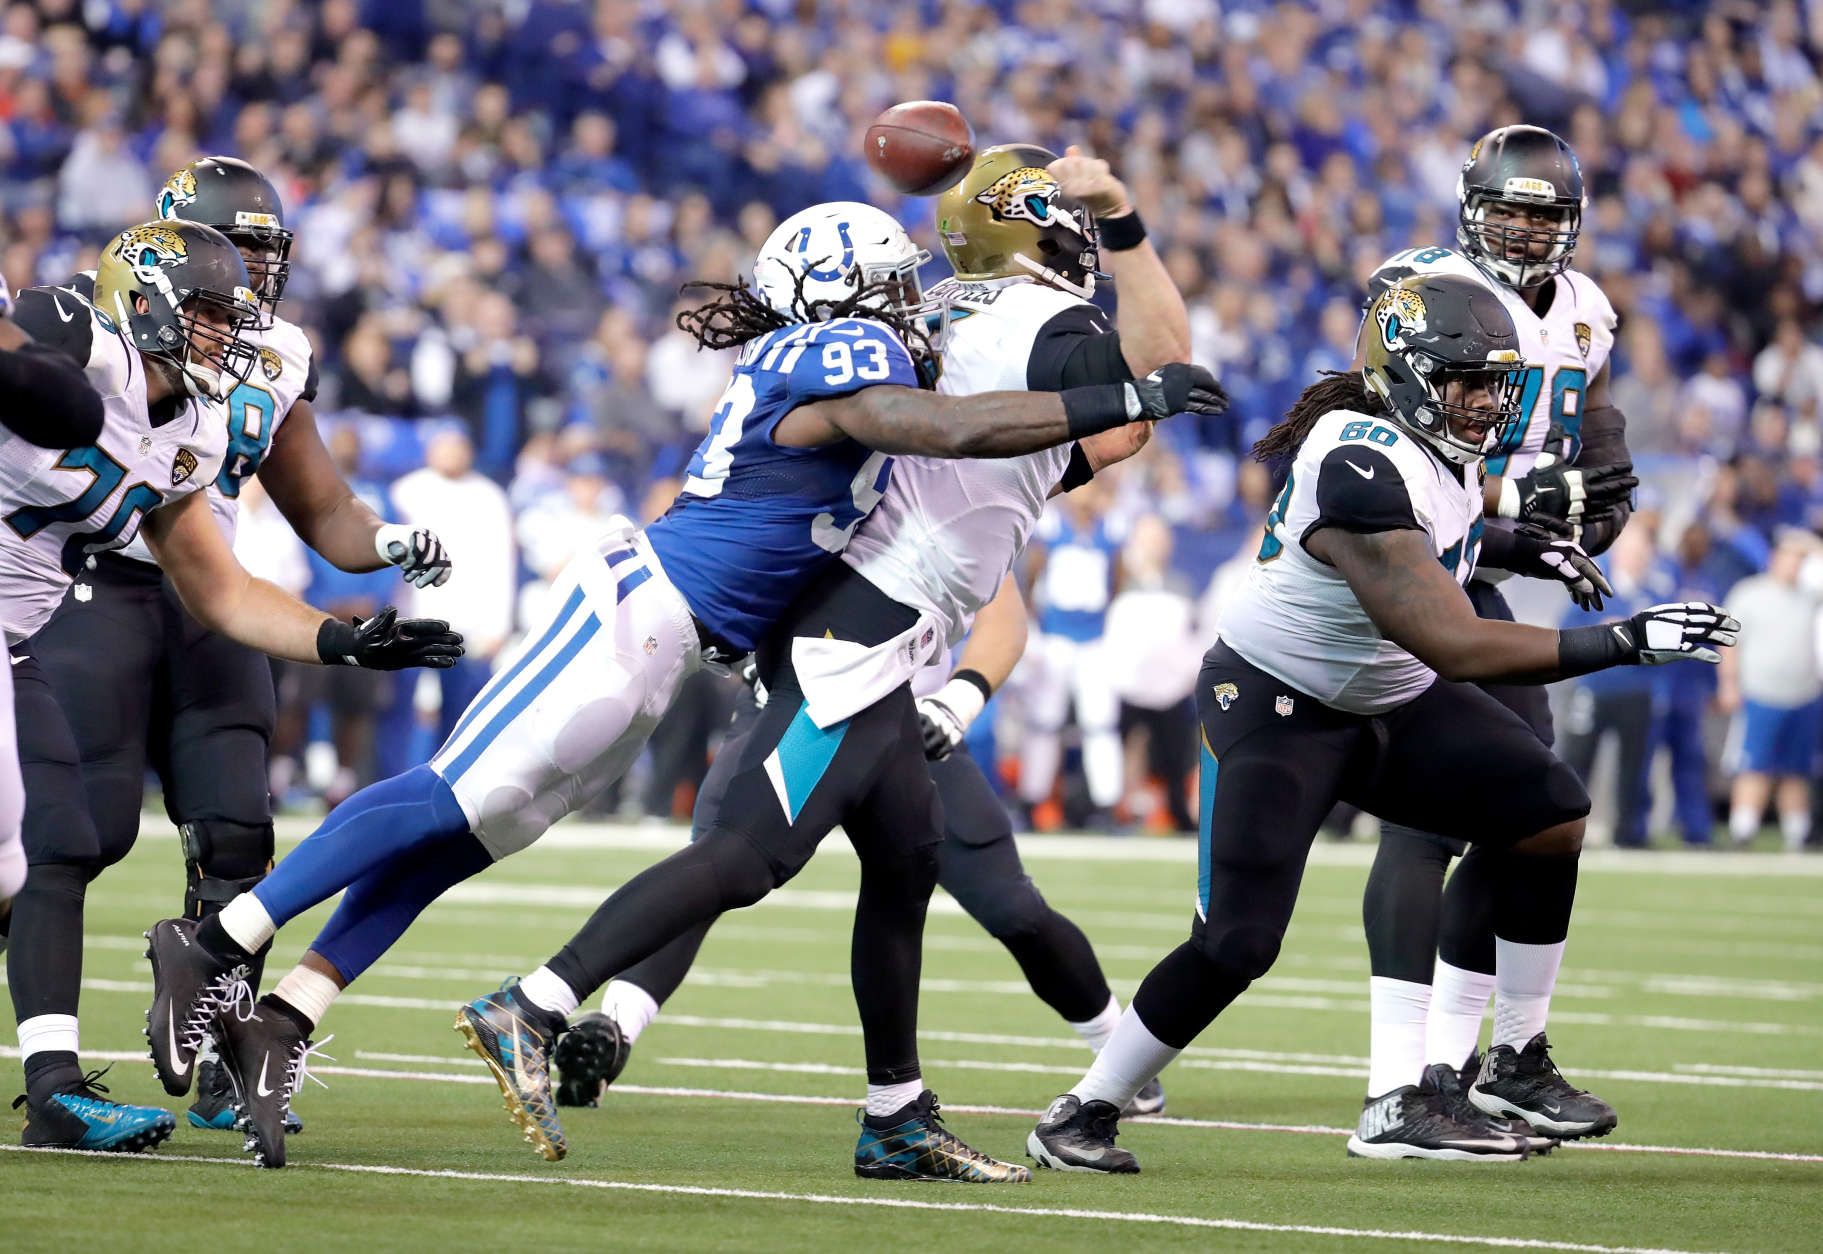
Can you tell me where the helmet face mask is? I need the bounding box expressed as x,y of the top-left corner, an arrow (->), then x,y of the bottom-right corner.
1455,125 -> 1584,290
1363,276 -> 1525,465
156,157 -> 294,326
97,221 -> 263,401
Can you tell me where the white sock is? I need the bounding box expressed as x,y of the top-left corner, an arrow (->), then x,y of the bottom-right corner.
218,893 -> 277,955
17,1013 -> 78,1061
1367,976 -> 1431,1097
1070,1006 -> 1178,1110
1491,938 -> 1565,1049
1781,810 -> 1810,852
865,1078 -> 924,1118
1729,804 -> 1761,843
1427,960 -> 1496,1068
1082,730 -> 1124,809
602,980 -> 660,1045
1068,992 -> 1122,1053
272,965 -> 341,1030
516,965 -> 581,1018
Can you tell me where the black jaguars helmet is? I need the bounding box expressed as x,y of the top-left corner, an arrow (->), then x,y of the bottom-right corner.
1456,125 -> 1584,290
156,156 -> 293,325
1363,274 -> 1524,465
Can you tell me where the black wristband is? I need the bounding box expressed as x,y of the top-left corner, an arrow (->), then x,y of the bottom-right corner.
1059,442 -> 1096,492
1099,210 -> 1147,252
317,617 -> 359,666
951,668 -> 994,703
1061,382 -> 1137,439
1556,622 -> 1636,679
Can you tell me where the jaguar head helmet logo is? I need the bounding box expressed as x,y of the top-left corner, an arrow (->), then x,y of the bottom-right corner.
1374,285 -> 1429,353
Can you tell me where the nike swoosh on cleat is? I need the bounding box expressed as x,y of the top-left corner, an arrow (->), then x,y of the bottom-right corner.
256,1055 -> 276,1098
165,1017 -> 190,1078
1345,460 -> 1375,479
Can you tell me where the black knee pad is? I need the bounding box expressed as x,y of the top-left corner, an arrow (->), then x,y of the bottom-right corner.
1197,919 -> 1283,987
956,875 -> 1049,940
699,827 -> 788,911
179,819 -> 275,919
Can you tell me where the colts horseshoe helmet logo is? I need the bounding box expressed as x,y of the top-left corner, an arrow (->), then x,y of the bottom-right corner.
1374,285 -> 1428,352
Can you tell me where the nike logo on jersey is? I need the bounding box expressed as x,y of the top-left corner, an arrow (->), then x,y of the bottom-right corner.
1345,460 -> 1375,479
256,1053 -> 277,1097
51,296 -> 74,322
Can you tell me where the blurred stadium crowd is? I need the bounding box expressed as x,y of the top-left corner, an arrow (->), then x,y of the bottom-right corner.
3,0 -> 1821,843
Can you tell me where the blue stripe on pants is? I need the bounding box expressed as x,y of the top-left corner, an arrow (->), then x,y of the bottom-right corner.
441,609 -> 603,785
440,585 -> 587,753
774,699 -> 849,823
1197,731 -> 1218,917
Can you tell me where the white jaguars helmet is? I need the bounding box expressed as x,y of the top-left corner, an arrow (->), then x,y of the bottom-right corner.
753,202 -> 929,323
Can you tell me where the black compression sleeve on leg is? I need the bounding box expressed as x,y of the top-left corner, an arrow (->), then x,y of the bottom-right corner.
850,844 -> 938,1086
1489,849 -> 1579,947
6,862 -> 88,1024
612,921 -> 714,1007
1437,845 -> 1499,975
1362,826 -> 1453,983
1129,939 -> 1238,1050
997,909 -> 1113,1025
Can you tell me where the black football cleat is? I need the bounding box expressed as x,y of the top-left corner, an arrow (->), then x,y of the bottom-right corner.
13,1068 -> 175,1153
554,1012 -> 632,1108
215,996 -> 326,1168
1026,1094 -> 1138,1173
1469,1033 -> 1617,1140
853,1090 -> 1030,1182
188,1055 -> 302,1135
144,917 -> 248,1097
1455,1050 -> 1553,1154
1345,1065 -> 1529,1161
1122,1076 -> 1166,1118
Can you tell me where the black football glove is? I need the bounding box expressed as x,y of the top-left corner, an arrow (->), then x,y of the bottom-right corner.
1617,602 -> 1740,665
1499,454 -> 1636,532
1505,526 -> 1614,611
914,676 -> 989,761
1127,364 -> 1229,420
317,606 -> 464,670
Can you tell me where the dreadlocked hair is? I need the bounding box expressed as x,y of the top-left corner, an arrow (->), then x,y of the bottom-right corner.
1250,371 -> 1389,462
674,270 -> 939,389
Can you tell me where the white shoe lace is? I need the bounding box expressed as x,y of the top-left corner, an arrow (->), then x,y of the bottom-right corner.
285,1034 -> 336,1106
179,967 -> 252,1057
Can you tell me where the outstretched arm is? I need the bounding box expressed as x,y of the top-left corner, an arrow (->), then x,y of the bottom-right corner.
778,366 -> 1224,458
142,493 -> 463,668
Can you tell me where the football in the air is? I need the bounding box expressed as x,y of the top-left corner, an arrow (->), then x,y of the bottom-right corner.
864,101 -> 974,196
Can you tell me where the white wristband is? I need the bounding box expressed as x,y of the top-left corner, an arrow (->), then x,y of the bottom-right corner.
930,675 -> 987,734
1496,476 -> 1521,520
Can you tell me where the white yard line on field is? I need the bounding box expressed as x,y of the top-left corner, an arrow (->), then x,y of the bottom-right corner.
8,1045 -> 1817,1165
0,1142 -> 1744,1254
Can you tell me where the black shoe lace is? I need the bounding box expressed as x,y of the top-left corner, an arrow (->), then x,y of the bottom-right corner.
13,1066 -> 116,1113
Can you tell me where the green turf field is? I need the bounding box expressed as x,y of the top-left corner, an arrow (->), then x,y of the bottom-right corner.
3,819 -> 1820,1254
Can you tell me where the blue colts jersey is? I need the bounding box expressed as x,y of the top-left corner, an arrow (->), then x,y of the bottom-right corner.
1035,514 -> 1120,642
645,317 -> 918,653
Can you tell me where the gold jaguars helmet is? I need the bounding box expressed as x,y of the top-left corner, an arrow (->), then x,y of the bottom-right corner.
936,144 -> 1102,299
94,220 -> 262,400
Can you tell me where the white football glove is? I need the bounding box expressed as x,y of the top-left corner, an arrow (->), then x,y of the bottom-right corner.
916,676 -> 988,760
375,524 -> 453,588
1621,601 -> 1740,665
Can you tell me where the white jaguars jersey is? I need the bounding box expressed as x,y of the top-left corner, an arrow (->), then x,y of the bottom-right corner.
119,308 -> 317,561
1216,408 -> 1484,714
0,287 -> 225,643
1367,247 -> 1617,479
839,275 -> 1094,651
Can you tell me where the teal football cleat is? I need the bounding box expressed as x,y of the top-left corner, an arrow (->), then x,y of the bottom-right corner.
188,1056 -> 302,1134
456,985 -> 569,1161
14,1068 -> 176,1153
854,1090 -> 1031,1182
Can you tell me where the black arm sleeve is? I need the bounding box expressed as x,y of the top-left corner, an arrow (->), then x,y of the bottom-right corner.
11,287 -> 95,367
1301,446 -> 1424,546
1476,523 -> 1540,574
1057,442 -> 1095,492
0,342 -> 104,447
1026,304 -> 1132,392
1574,403 -> 1631,556
301,349 -> 320,404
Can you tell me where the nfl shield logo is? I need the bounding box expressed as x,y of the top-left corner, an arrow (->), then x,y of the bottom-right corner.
1274,695 -> 1294,717
138,436 -> 152,456
643,636 -> 658,655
